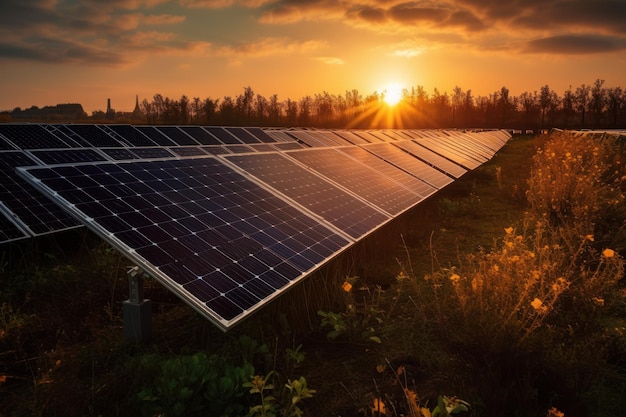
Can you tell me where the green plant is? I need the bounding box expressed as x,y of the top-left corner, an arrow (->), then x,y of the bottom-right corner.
245,372 -> 316,417
138,352 -> 253,417
317,276 -> 384,344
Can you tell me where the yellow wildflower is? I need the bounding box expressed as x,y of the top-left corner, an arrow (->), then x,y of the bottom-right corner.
592,297 -> 605,307
531,298 -> 543,310
449,273 -> 461,284
372,397 -> 386,415
603,248 -> 615,258
585,235 -> 594,241
342,281 -> 352,292
504,227 -> 514,235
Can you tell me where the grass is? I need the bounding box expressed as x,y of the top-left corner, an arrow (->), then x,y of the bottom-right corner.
2,133 -> 625,417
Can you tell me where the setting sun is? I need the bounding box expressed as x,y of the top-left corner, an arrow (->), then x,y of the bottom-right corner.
383,83 -> 404,106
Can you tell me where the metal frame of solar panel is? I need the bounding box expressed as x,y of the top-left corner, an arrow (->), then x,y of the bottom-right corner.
18,156 -> 353,330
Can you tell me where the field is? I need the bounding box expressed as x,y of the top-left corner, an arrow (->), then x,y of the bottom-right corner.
2,132 -> 626,417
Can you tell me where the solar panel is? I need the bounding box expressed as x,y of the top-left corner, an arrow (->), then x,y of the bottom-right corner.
203,127 -> 242,144
154,126 -> 199,146
105,125 -> 157,147
224,152 -> 390,239
101,148 -> 140,161
246,127 -> 276,143
337,146 -> 437,199
392,141 -> 468,178
286,148 -> 424,216
0,124 -> 70,149
361,143 -> 454,189
18,157 -> 351,330
64,125 -> 123,147
178,126 -> 221,145
169,147 -> 208,157
134,126 -> 177,146
30,149 -> 107,164
0,151 -> 80,235
224,127 -> 261,144
130,147 -> 176,159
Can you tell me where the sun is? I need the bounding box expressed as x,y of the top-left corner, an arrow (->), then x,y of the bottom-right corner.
383,83 -> 404,106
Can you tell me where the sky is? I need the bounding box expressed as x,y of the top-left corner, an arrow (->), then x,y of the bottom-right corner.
1,0 -> 626,114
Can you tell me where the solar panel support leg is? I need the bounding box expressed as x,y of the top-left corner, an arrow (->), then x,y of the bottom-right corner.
123,267 -> 152,342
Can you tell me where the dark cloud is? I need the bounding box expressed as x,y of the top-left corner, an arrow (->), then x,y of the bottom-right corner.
523,34 -> 626,54
387,3 -> 449,23
345,5 -> 388,24
0,38 -> 129,65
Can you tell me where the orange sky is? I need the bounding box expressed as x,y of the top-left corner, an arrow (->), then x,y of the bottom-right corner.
1,0 -> 625,114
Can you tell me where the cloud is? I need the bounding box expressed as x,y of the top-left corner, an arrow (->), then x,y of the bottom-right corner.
214,37 -> 325,57
314,56 -> 345,65
523,34 -> 626,54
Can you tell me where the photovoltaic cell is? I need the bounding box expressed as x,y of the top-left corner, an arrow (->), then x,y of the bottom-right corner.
203,127 -> 242,144
361,143 -> 454,189
130,147 -> 175,159
224,127 -> 261,144
286,148 -> 422,215
0,124 -> 69,149
224,152 -> 389,239
393,141 -> 467,178
64,125 -> 122,147
19,157 -> 351,330
169,147 -> 208,157
154,126 -> 199,146
30,149 -> 107,164
178,126 -> 221,145
105,125 -> 157,147
101,148 -> 140,161
0,151 -> 80,235
246,127 -> 276,143
134,126 -> 177,146
337,146 -> 436,199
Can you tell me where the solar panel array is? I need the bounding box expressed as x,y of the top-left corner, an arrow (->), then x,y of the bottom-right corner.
2,123 -> 510,330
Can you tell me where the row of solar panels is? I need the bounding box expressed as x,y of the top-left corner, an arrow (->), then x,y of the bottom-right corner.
3,123 -> 510,330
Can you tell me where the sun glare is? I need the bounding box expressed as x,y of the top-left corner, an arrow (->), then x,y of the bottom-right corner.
383,83 -> 404,106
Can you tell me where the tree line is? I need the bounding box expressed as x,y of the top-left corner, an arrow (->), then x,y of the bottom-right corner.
136,80 -> 626,130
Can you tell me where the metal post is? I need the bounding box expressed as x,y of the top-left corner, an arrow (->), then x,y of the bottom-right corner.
123,266 -> 152,342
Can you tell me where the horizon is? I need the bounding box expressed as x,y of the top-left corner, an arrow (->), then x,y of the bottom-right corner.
1,1 -> 626,115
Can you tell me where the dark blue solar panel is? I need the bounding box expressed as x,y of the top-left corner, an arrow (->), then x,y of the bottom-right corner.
134,126 -> 177,146
169,147 -> 208,157
338,146 -> 436,199
130,147 -> 175,159
65,125 -> 122,147
361,143 -> 454,189
224,127 -> 261,144
246,128 -> 276,143
225,152 -> 389,239
178,126 -> 221,145
154,126 -> 199,146
393,141 -> 467,178
203,127 -> 241,144
106,125 -> 157,147
19,157 -> 351,330
0,151 -> 80,235
0,124 -> 69,149
101,148 -> 140,161
31,149 -> 107,164
287,148 -> 422,215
